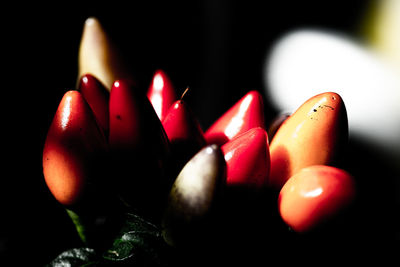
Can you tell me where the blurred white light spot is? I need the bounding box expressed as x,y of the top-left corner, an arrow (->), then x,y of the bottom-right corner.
265,29 -> 400,156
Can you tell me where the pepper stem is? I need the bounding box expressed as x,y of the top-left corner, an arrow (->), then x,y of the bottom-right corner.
180,87 -> 189,101
66,208 -> 88,244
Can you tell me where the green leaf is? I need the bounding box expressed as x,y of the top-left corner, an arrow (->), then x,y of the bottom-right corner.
102,213 -> 172,266
47,212 -> 174,266
45,247 -> 98,267
120,213 -> 160,237
66,209 -> 88,244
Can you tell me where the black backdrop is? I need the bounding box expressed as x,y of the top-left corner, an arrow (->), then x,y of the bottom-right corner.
4,1 -> 395,265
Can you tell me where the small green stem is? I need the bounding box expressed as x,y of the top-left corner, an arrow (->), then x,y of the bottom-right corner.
66,208 -> 88,244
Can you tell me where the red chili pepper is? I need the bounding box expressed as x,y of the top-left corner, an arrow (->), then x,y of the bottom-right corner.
221,127 -> 270,188
147,69 -> 177,122
43,90 -> 107,206
109,79 -> 170,214
162,98 -> 206,179
205,90 -> 266,146
78,73 -> 110,135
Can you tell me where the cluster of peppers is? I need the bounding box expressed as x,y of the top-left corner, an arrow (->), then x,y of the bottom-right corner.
43,69 -> 356,263
42,17 -> 356,266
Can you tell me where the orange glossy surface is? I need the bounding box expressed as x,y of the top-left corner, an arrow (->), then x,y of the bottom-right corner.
267,113 -> 290,140
42,90 -> 106,206
221,127 -> 270,187
268,92 -> 348,189
147,69 -> 177,122
205,90 -> 265,146
278,165 -> 355,232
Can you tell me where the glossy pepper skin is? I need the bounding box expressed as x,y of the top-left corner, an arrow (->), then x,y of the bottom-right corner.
269,92 -> 348,190
162,99 -> 206,180
162,145 -> 226,247
267,113 -> 290,140
205,90 -> 266,146
109,80 -> 170,215
147,69 -> 177,122
78,17 -> 133,89
78,73 -> 110,135
278,165 -> 356,233
221,127 -> 270,188
43,90 -> 107,206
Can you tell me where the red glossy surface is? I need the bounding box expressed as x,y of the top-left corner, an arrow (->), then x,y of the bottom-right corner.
109,80 -> 140,148
221,127 -> 270,187
43,90 -> 107,206
109,78 -> 169,156
109,80 -> 170,210
78,74 -> 110,134
162,100 -> 206,149
205,90 -> 266,146
278,165 -> 356,233
269,92 -> 348,190
147,70 -> 177,122
162,100 -> 206,177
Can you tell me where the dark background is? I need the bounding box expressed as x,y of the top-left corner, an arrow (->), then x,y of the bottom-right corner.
4,0 -> 399,265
